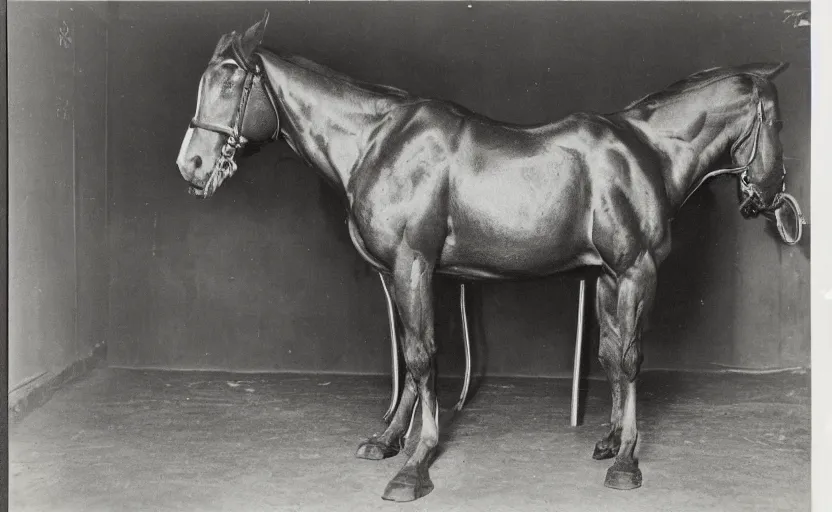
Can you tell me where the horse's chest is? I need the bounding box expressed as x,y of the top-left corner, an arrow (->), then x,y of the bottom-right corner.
347,185 -> 407,266
350,169 -> 448,262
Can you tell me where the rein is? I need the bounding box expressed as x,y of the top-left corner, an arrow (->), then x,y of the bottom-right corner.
189,48 -> 280,195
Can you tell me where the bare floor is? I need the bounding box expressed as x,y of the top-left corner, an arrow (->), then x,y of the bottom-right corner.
10,368 -> 809,512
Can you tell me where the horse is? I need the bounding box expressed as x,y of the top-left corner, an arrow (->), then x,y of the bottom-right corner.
176,12 -> 803,502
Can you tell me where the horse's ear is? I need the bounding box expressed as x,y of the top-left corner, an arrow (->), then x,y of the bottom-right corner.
240,10 -> 269,57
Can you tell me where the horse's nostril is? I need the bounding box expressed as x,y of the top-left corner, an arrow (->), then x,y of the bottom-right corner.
192,155 -> 203,169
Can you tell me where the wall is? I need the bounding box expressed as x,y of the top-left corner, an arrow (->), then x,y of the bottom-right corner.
8,3 -> 108,396
106,2 -> 810,377
2,0 -> 10,469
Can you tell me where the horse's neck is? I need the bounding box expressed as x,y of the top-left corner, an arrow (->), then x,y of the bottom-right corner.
622,92 -> 754,212
259,51 -> 403,194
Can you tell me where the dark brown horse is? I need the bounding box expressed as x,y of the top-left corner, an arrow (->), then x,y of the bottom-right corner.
176,13 -> 802,502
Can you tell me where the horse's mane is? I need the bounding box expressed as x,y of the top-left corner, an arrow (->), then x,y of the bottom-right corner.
255,49 -> 414,101
210,30 -> 415,102
624,62 -> 789,110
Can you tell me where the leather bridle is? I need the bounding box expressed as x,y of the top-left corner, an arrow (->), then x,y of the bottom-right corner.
189,45 -> 280,195
731,102 -> 787,219
682,100 -> 791,219
680,99 -> 804,244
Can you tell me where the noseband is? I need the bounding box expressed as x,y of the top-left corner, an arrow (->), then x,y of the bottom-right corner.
189,47 -> 280,194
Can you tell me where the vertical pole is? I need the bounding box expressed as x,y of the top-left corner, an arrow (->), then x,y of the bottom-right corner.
379,273 -> 399,423
571,279 -> 587,427
455,283 -> 472,411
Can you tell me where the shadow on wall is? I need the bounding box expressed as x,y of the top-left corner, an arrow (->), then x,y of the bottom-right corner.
647,182 -> 739,370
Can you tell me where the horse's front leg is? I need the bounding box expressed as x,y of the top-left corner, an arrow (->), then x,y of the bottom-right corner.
356,371 -> 418,460
595,251 -> 657,490
381,247 -> 439,502
593,273 -> 625,460
357,274 -> 419,460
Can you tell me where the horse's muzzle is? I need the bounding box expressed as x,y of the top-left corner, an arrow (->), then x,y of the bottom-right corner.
738,180 -> 782,220
187,185 -> 208,198
743,190 -> 805,245
739,194 -> 763,219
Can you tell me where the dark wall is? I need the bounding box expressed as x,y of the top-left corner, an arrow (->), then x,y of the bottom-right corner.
8,4 -> 108,392
2,2 -> 9,474
107,2 -> 810,376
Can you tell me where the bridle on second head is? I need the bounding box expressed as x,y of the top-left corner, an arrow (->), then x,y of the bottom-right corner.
681,96 -> 804,244
730,101 -> 788,220
188,42 -> 281,194
684,99 -> 791,217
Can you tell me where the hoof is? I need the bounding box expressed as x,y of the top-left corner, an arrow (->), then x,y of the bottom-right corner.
604,460 -> 642,490
356,437 -> 400,460
381,465 -> 434,502
592,439 -> 620,460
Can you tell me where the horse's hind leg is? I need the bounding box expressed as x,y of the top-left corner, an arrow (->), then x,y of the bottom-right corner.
381,248 -> 439,502
595,251 -> 657,490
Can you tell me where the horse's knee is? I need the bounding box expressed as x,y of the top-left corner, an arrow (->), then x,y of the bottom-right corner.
599,332 -> 641,382
403,335 -> 434,378
598,333 -> 623,377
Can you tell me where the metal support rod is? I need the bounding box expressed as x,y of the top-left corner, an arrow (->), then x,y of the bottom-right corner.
455,283 -> 472,411
380,273 -> 400,423
571,279 -> 587,427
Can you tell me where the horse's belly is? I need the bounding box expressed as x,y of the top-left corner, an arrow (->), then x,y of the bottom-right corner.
439,223 -> 598,275
442,141 -> 596,272
438,188 -> 599,277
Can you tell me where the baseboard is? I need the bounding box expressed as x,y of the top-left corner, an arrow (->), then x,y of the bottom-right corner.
105,364 -> 808,380
106,364 -> 597,381
8,343 -> 107,424
8,356 -> 806,424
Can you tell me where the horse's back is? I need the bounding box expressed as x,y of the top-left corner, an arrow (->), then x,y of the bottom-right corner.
437,112 -> 618,276
351,100 -> 670,278
439,109 -> 670,277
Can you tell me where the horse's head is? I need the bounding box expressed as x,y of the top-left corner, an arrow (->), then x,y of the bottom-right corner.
176,11 -> 279,198
727,67 -> 804,243
731,94 -> 785,219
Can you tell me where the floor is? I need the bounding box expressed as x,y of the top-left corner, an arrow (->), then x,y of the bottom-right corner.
9,368 -> 809,512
